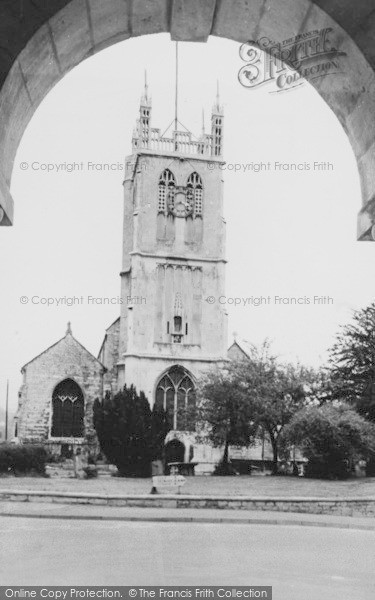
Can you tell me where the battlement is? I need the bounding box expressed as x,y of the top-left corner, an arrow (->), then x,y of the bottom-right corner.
132,127 -> 218,157
132,76 -> 224,158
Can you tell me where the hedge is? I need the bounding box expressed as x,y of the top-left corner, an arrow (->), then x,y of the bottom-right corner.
0,443 -> 48,475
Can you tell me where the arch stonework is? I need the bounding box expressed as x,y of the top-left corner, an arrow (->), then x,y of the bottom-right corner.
155,364 -> 196,431
51,377 -> 85,438
1,0 -> 375,239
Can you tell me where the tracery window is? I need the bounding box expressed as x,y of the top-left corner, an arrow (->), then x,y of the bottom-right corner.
51,379 -> 84,438
155,366 -> 196,431
186,172 -> 203,216
158,169 -> 176,213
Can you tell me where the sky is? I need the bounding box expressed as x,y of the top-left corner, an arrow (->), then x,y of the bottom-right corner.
0,33 -> 374,414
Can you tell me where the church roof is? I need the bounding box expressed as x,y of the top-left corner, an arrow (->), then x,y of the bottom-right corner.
104,316 -> 120,331
228,338 -> 254,360
21,323 -> 106,372
97,316 -> 120,359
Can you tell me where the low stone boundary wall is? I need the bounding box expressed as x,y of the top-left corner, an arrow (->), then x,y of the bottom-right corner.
45,464 -> 75,479
0,490 -> 374,517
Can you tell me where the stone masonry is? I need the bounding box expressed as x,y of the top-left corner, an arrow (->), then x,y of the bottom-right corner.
17,324 -> 105,453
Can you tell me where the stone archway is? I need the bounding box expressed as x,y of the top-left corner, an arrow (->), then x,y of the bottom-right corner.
165,438 -> 186,471
1,0 -> 375,239
51,378 -> 84,438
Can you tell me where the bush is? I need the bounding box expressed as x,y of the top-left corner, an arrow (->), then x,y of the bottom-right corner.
94,385 -> 171,477
94,386 -> 153,477
365,456 -> 375,476
283,404 -> 375,480
305,456 -> 350,480
0,443 -> 48,476
213,461 -> 239,476
83,465 -> 98,478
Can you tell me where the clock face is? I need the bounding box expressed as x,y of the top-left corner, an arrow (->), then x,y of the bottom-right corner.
169,190 -> 193,217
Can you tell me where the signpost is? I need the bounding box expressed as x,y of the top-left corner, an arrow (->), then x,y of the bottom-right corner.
152,474 -> 187,494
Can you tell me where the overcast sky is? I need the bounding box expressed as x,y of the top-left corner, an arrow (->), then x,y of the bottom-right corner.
0,33 -> 374,413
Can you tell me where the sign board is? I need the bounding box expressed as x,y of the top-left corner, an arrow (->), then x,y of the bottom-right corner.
152,475 -> 186,489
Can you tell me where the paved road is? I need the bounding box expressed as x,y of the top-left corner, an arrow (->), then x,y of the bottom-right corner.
1,517 -> 374,599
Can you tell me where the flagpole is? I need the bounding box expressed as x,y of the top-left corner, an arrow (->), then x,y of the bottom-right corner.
174,42 -> 179,132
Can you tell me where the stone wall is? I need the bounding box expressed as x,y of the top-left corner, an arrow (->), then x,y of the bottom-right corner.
0,491 -> 374,517
98,317 -> 121,393
175,497 -> 375,517
17,331 -> 105,450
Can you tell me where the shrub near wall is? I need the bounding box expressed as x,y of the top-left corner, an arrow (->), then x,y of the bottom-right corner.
0,443 -> 48,476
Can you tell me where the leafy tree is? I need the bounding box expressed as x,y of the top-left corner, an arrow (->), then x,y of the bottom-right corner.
233,342 -> 311,474
302,366 -> 335,406
283,404 -> 375,479
93,385 -> 152,477
197,363 -> 256,474
197,342 -> 311,474
329,303 -> 375,421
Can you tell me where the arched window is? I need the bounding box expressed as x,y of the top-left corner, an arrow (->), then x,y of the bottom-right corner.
158,169 -> 175,214
51,379 -> 84,438
187,172 -> 203,217
155,366 -> 196,432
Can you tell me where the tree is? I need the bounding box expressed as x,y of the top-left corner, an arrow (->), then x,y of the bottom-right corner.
150,400 -> 171,462
283,404 -> 375,479
197,342 -> 311,474
93,385 -> 152,477
232,342 -> 311,474
196,363 -> 256,474
329,303 -> 375,421
301,366 -> 335,407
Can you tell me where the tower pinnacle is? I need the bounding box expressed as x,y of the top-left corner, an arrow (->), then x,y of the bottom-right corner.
213,80 -> 223,115
141,70 -> 151,107
144,70 -> 148,99
132,69 -> 223,157
211,81 -> 224,156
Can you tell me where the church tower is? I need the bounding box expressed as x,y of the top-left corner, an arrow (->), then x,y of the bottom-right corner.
117,76 -> 228,447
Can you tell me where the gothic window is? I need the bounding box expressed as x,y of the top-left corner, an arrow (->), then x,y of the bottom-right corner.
51,379 -> 84,438
155,366 -> 196,431
172,292 -> 183,343
187,172 -> 203,217
158,169 -> 175,214
174,316 -> 182,332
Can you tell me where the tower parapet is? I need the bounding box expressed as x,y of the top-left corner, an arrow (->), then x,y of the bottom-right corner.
131,79 -> 223,158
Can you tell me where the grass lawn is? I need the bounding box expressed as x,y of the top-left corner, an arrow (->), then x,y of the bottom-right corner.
1,474 -> 375,497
